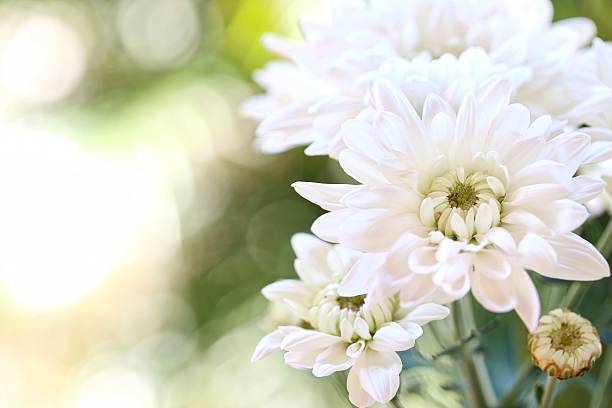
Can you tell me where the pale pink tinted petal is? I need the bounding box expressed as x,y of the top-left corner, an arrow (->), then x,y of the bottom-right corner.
261,279 -> 312,304
291,233 -> 331,265
370,79 -> 424,137
473,249 -> 512,280
505,184 -> 568,207
408,246 -> 439,274
312,343 -> 354,377
370,322 -> 419,352
284,349 -> 322,370
347,366 -> 376,408
356,350 -> 402,404
311,209 -> 354,242
251,326 -> 301,362
512,267 -> 540,332
292,182 -> 356,211
342,185 -> 420,211
486,227 -> 517,253
340,209 -> 420,252
530,199 -> 588,234
471,272 -> 516,313
338,254 -> 384,297
543,233 -> 610,280
291,233 -> 334,286
400,303 -> 450,325
518,233 -> 558,273
281,330 -> 342,351
569,176 -> 605,204
339,150 -> 388,184
399,274 -> 440,307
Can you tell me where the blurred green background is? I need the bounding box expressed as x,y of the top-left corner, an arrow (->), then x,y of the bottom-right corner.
0,1 -> 609,407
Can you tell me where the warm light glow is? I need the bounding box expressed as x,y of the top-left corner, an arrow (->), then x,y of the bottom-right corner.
0,12 -> 87,106
78,367 -> 157,408
0,127 -> 172,308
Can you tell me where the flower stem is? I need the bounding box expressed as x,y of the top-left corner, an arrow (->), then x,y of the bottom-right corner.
590,345 -> 612,408
539,377 -> 557,408
387,395 -> 406,408
564,219 -> 612,310
332,372 -> 352,407
452,297 -> 498,408
496,360 -> 539,408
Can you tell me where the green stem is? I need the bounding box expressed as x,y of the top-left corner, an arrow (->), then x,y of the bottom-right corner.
496,360 -> 539,408
332,372 -> 352,407
564,219 -> 612,310
590,345 -> 612,408
387,395 -> 406,408
452,297 -> 498,408
539,377 -> 557,408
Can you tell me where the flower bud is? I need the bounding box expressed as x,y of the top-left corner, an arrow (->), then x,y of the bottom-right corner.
528,308 -> 602,380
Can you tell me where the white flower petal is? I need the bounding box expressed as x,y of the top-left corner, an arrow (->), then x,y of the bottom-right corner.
313,343 -> 354,377
473,249 -> 512,280
400,303 -> 450,326
471,272 -> 516,313
543,233 -> 610,281
284,349 -> 323,370
311,209 -> 354,243
356,350 -> 402,404
251,326 -> 302,362
370,322 -> 420,352
339,150 -> 388,185
338,254 -> 384,297
512,267 -> 540,332
261,279 -> 313,305
370,79 -> 425,140
340,209 -> 421,252
292,182 -> 356,211
354,317 -> 372,340
347,366 -> 376,408
342,185 -> 420,211
419,197 -> 436,227
281,329 -> 342,352
569,175 -> 605,204
340,318 -> 355,342
485,227 -> 517,253
518,232 -> 558,273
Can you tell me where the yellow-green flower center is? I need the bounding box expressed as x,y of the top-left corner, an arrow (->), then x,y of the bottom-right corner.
550,322 -> 584,352
424,168 -> 505,240
336,295 -> 366,311
447,181 -> 478,210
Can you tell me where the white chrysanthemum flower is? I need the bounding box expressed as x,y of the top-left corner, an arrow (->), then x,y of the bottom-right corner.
563,39 -> 612,128
242,46 -> 392,156
252,233 -> 449,407
243,0 -> 594,157
528,309 -> 602,379
293,79 -> 611,331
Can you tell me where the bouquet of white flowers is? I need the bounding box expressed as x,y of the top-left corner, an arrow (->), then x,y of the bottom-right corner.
243,1 -> 612,407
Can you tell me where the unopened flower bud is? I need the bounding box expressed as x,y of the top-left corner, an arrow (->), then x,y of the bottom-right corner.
528,308 -> 602,380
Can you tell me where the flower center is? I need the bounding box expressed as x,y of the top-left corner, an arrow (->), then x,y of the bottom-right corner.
336,295 -> 366,311
308,284 -> 398,337
447,181 -> 478,210
424,167 -> 505,241
550,322 -> 584,352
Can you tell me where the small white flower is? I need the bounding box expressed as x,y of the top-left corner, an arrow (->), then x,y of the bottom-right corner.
252,233 -> 449,407
529,309 -> 602,379
293,79 -> 611,331
243,0 -> 595,157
